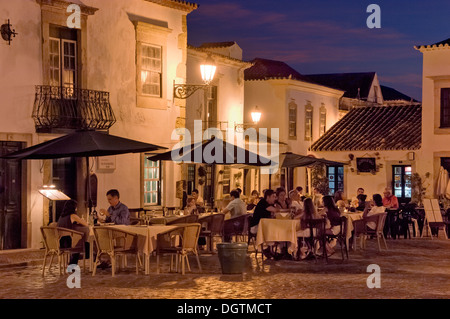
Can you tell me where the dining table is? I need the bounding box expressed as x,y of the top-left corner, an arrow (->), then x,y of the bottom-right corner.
89,224 -> 179,275
341,211 -> 364,249
256,218 -> 300,255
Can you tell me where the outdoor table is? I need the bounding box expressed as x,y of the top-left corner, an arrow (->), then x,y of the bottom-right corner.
148,215 -> 181,225
256,218 -> 300,255
89,224 -> 178,274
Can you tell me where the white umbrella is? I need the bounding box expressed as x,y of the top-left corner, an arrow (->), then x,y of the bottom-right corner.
436,166 -> 449,197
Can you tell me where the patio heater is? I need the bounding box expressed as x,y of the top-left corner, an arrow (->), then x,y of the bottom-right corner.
38,185 -> 70,223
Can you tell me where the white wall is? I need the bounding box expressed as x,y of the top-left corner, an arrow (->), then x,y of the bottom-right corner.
416,46 -> 450,197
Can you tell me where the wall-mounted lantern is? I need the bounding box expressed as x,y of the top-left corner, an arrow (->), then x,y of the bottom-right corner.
1,19 -> 18,45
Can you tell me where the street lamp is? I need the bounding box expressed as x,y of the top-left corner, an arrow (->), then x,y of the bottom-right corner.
173,54 -> 217,99
251,105 -> 262,124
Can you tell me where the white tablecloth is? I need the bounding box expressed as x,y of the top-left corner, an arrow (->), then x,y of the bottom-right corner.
256,219 -> 300,254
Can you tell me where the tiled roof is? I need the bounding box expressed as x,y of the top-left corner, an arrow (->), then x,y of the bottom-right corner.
310,105 -> 421,152
187,45 -> 251,65
244,58 -> 314,83
381,85 -> 419,102
305,72 -> 376,99
199,41 -> 237,49
415,37 -> 450,50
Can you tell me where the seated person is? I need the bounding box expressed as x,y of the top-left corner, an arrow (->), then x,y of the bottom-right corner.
363,194 -> 386,230
289,189 -> 303,216
222,190 -> 246,219
351,187 -> 365,208
100,189 -> 130,225
57,199 -> 89,266
355,193 -> 368,212
246,190 -> 260,210
274,187 -> 290,209
249,189 -> 277,235
313,188 -> 324,208
184,196 -> 198,215
334,191 -> 347,213
191,189 -> 204,207
382,187 -> 399,209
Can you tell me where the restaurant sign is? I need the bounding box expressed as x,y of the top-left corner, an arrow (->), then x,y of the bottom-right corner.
356,157 -> 376,173
97,156 -> 116,170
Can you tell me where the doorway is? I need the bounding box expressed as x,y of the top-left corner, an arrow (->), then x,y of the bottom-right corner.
392,165 -> 412,205
0,141 -> 25,250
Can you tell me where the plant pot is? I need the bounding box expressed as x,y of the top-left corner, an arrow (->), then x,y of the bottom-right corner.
216,242 -> 248,274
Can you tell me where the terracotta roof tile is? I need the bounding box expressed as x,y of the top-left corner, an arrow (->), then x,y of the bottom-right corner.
199,41 -> 237,49
310,105 -> 421,152
381,85 -> 419,102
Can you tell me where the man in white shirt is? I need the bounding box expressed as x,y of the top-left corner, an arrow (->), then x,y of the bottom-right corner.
289,189 -> 303,212
222,189 -> 247,219
191,189 -> 204,206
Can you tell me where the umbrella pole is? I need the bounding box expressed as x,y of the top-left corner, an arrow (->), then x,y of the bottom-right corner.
86,156 -> 92,216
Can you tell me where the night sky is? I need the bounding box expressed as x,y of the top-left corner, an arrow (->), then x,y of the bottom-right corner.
187,0 -> 450,101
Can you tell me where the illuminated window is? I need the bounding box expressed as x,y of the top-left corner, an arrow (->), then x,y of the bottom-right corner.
319,103 -> 327,137
289,101 -> 297,139
140,44 -> 162,97
143,158 -> 161,206
305,102 -> 313,141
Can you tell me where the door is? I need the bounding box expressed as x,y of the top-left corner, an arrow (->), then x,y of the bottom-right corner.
327,165 -> 344,196
203,165 -> 215,207
0,142 -> 24,250
392,165 -> 412,205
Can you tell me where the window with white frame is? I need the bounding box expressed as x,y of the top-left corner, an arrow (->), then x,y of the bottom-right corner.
305,102 -> 313,141
289,101 -> 297,139
49,28 -> 77,90
143,158 -> 161,206
140,44 -> 162,97
319,103 -> 327,137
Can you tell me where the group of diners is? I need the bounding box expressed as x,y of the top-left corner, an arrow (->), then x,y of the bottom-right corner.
248,186 -> 398,260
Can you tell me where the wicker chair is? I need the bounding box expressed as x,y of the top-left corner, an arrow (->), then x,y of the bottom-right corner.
92,227 -> 141,277
40,226 -> 86,276
223,214 -> 248,242
305,218 -> 328,263
156,223 -> 202,275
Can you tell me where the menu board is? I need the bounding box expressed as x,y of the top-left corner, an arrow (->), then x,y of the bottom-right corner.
356,157 -> 376,172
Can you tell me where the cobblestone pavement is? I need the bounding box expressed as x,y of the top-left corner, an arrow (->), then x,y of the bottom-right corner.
0,238 -> 449,299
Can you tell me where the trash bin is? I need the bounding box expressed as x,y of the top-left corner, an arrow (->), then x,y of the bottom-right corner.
217,242 -> 248,274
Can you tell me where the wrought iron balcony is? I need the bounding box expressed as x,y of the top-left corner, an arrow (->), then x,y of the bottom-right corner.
32,85 -> 116,133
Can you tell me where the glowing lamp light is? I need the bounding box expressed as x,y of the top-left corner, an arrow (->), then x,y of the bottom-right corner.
251,105 -> 262,124
200,54 -> 216,85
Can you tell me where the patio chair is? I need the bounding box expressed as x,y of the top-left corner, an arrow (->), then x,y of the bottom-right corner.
156,223 -> 202,275
325,216 -> 349,260
166,214 -> 199,225
247,215 -> 258,254
198,213 -> 224,252
305,218 -> 328,263
223,214 -> 248,242
40,226 -> 86,276
361,213 -> 388,251
92,227 -> 141,277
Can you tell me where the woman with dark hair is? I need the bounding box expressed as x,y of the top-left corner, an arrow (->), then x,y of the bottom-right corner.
57,200 -> 89,265
356,193 -> 368,212
274,187 -> 290,209
296,198 -> 321,259
363,193 -> 386,230
322,196 -> 341,231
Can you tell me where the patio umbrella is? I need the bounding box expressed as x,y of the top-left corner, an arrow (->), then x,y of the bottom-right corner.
279,152 -> 347,168
436,166 -> 449,197
147,137 -> 271,166
2,130 -> 167,215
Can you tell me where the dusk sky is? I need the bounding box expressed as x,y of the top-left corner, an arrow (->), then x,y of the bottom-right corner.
187,0 -> 450,101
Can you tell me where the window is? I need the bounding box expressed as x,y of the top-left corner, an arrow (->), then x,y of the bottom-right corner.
49,27 -> 78,89
140,44 -> 162,97
187,164 -> 196,195
206,86 -> 218,128
319,104 -> 327,137
288,101 -> 297,139
305,102 -> 313,141
392,165 -> 412,201
143,158 -> 161,206
327,166 -> 344,196
440,88 -> 450,128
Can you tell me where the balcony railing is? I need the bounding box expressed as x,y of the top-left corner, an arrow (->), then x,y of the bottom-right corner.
32,85 -> 116,133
